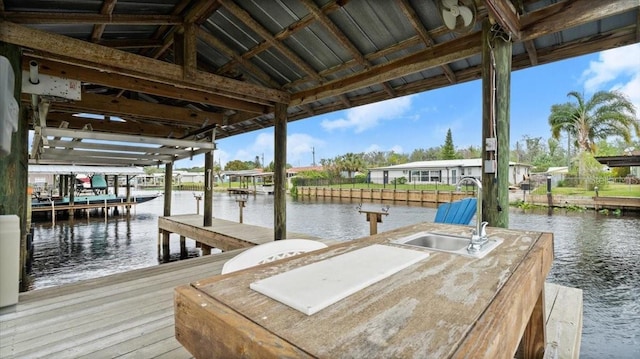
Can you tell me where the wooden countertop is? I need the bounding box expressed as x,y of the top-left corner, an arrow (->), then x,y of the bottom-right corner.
174,222 -> 553,358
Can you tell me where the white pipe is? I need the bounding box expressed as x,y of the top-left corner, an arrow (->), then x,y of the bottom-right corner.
29,60 -> 39,84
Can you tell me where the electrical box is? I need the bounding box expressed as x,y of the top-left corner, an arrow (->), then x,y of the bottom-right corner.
0,56 -> 19,157
485,138 -> 497,151
484,160 -> 496,173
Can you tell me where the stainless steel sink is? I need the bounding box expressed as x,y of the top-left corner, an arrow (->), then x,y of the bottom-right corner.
392,232 -> 502,258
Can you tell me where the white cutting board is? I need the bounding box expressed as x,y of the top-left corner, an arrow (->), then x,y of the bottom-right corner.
250,244 -> 429,315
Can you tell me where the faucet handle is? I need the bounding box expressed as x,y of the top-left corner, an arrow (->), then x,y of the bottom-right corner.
480,221 -> 488,237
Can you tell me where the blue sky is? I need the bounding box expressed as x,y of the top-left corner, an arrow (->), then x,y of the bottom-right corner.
180,43 -> 640,169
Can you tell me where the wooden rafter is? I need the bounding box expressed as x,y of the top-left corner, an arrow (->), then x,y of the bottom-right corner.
25,56 -> 269,115
523,40 -> 538,65
197,28 -> 279,88
220,0 -> 322,84
20,92 -> 224,127
396,0 -> 457,84
290,31 -> 483,106
46,113 -> 193,138
484,0 -> 522,39
299,0 -> 395,97
0,21 -> 288,104
0,12 -> 182,25
91,0 -> 118,43
520,0 -> 639,40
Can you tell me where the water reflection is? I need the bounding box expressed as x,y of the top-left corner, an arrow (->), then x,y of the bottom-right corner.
29,191 -> 639,358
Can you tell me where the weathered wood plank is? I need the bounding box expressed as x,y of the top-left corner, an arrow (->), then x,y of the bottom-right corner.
0,252 -> 235,358
0,22 -> 288,105
158,215 -> 321,251
175,285 -> 313,359
544,283 -> 583,359
178,224 -> 555,358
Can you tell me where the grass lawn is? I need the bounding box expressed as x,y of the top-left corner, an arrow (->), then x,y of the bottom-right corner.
531,183 -> 640,197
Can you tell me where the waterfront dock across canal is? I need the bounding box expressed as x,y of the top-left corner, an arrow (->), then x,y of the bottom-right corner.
157,214 -> 320,261
0,250 -> 582,359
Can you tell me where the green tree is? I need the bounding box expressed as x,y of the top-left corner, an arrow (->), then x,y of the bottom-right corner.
363,151 -> 387,167
320,158 -> 340,178
548,90 -> 639,176
456,145 -> 481,159
410,147 -> 441,161
224,160 -> 251,171
386,151 -> 409,165
337,152 -> 365,178
441,129 -> 457,159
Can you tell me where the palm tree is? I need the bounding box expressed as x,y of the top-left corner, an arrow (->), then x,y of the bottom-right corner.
548,90 -> 639,176
338,153 -> 365,179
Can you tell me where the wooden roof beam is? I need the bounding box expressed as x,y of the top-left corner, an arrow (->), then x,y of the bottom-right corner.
0,12 -> 182,25
91,0 -> 118,43
299,0 -> 395,98
197,27 -> 279,88
216,0 -> 346,79
291,31 -> 483,106
484,0 -> 522,40
220,0 -> 322,83
21,92 -> 225,127
25,57 -> 269,115
45,113 -> 193,138
1,21 -> 288,105
291,0 -> 637,106
520,0 -> 640,41
523,40 -> 538,65
396,0 -> 457,84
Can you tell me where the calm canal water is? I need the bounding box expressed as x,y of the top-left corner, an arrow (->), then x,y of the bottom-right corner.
30,191 -> 639,358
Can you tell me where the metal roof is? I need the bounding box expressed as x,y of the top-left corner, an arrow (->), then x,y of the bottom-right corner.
595,155 -> 640,168
1,0 -> 638,152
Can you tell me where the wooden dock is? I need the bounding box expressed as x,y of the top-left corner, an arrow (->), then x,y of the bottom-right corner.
226,187 -> 255,195
157,214 -> 321,260
0,250 -> 582,359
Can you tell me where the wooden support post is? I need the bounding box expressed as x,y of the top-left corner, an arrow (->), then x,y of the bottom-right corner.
520,288 -> 546,358
0,42 -> 28,291
359,210 -> 388,236
162,162 -> 173,262
180,235 -> 187,259
203,151 -> 213,227
274,103 -> 287,240
236,199 -> 246,223
69,175 -> 75,219
113,175 -> 119,217
481,20 -> 512,229
125,175 -> 131,213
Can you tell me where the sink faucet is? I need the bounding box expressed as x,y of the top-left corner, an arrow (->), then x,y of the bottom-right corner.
455,177 -> 489,253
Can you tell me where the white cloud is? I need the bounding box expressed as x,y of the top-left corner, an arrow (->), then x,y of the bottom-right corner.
321,96 -> 414,133
580,44 -> 640,110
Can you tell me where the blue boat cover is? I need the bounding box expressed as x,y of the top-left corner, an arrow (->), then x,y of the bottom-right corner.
90,175 -> 108,189
434,197 -> 477,225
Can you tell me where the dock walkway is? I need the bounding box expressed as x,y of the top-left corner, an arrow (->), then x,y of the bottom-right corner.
157,215 -> 319,257
1,251 -> 582,359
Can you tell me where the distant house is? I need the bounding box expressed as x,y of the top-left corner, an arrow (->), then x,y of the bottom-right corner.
286,166 -> 323,178
369,159 -> 531,185
545,167 -> 569,187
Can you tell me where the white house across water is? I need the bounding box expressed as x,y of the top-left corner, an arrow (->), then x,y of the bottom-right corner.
369,159 -> 531,186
